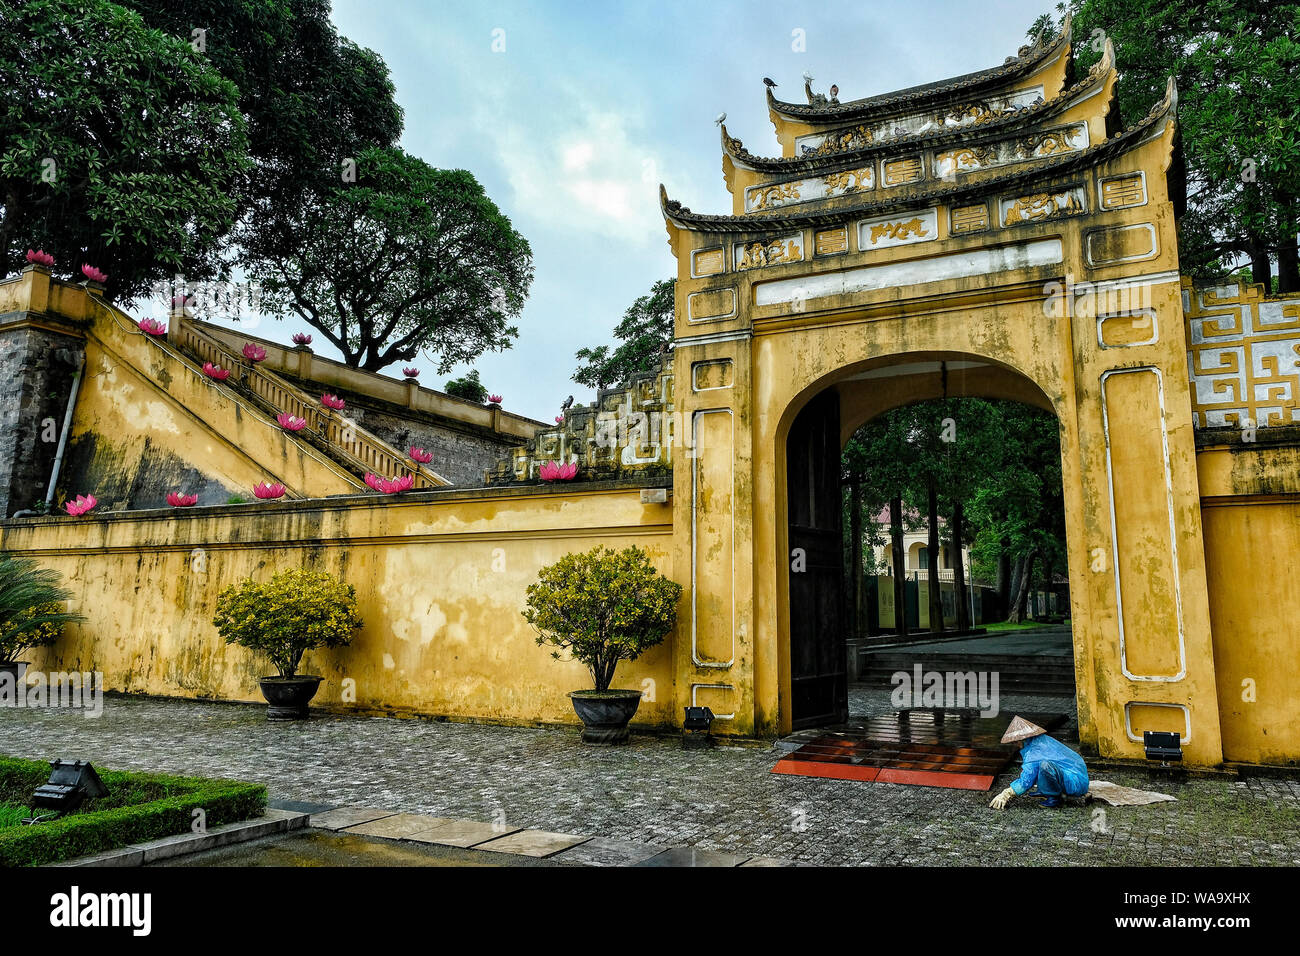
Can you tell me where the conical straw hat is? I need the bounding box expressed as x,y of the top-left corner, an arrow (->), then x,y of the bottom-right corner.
1001,715 -> 1047,743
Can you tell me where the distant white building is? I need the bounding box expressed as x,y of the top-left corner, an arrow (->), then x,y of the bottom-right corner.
867,506 -> 973,580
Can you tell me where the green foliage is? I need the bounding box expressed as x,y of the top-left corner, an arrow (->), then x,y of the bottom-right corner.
0,554 -> 82,661
444,368 -> 490,403
842,398 -> 1066,585
120,0 -> 405,314
0,0 -> 251,303
1042,1 -> 1300,287
574,278 -> 675,391
0,756 -> 265,866
226,494 -> 248,505
523,545 -> 681,692
212,568 -> 361,678
246,146 -> 534,373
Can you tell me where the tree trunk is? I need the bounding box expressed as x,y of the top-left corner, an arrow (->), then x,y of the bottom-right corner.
997,542 -> 1012,616
1278,221 -> 1300,294
1250,233 -> 1272,288
1008,550 -> 1038,624
952,499 -> 969,630
849,478 -> 863,640
927,477 -> 943,633
890,496 -> 907,636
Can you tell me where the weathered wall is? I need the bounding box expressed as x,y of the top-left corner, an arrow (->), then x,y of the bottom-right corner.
0,481 -> 678,728
1196,428 -> 1300,766
0,307 -> 83,516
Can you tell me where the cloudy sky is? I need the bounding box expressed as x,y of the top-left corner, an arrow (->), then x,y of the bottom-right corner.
304,0 -> 1056,421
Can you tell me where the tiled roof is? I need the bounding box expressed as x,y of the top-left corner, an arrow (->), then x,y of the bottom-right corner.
664,78 -> 1174,234
766,18 -> 1071,123
724,54 -> 1109,176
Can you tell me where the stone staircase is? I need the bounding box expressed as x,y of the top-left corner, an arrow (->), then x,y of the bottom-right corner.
166,315 -> 448,489
859,650 -> 1076,696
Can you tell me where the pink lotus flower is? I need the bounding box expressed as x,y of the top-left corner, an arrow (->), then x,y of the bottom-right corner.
554,415 -> 565,425
321,393 -> 346,410
538,461 -> 578,482
402,367 -> 419,379
64,494 -> 97,516
25,249 -> 54,267
203,362 -> 230,381
277,413 -> 307,431
242,343 -> 267,362
253,482 -> 286,499
364,473 -> 415,495
138,318 -> 167,336
408,446 -> 433,464
166,492 -> 198,507
81,264 -> 107,283
487,395 -> 503,405
292,332 -> 313,346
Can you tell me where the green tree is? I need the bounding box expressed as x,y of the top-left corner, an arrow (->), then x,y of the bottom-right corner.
444,368 -> 489,404
1036,1 -> 1300,289
523,545 -> 681,692
120,0 -> 405,304
0,554 -> 84,662
574,278 -> 675,391
0,0 -> 250,302
246,147 -> 533,373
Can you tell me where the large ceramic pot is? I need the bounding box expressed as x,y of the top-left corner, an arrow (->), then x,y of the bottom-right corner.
258,675 -> 324,721
568,689 -> 643,745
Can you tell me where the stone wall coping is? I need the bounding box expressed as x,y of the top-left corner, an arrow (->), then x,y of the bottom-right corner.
0,475 -> 674,528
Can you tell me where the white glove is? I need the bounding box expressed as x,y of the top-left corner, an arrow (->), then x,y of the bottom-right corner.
989,787 -> 1016,811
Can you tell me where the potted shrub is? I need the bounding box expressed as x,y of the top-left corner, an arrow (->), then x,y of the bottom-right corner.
523,545 -> 681,745
212,568 -> 362,720
0,554 -> 84,685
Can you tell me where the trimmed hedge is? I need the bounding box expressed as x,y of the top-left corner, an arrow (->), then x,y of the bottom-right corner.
0,756 -> 266,867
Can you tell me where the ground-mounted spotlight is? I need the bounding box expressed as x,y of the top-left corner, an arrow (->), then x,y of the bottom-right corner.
30,759 -> 108,818
683,706 -> 715,750
1143,730 -> 1183,768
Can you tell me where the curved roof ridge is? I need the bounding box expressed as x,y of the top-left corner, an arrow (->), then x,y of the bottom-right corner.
729,48 -> 1110,175
665,75 -> 1174,233
767,15 -> 1072,122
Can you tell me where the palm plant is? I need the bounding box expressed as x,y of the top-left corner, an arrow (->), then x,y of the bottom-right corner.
0,554 -> 83,662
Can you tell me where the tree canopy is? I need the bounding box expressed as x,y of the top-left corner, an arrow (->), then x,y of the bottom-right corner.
246,146 -> 533,372
1034,1 -> 1300,290
574,278 -> 675,391
0,0 -> 250,302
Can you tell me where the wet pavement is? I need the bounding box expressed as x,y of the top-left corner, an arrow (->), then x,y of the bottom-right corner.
1,688 -> 1298,866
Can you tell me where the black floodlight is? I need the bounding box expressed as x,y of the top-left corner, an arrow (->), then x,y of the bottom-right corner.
684,706 -> 714,731
1143,731 -> 1182,764
31,759 -> 108,814
683,706 -> 715,750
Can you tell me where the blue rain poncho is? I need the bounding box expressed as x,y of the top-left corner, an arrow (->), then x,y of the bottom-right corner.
1009,734 -> 1089,797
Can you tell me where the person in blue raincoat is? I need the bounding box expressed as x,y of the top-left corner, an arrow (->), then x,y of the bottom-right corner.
989,715 -> 1089,810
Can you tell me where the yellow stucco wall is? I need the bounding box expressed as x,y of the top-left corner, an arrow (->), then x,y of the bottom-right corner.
1,485 -> 678,728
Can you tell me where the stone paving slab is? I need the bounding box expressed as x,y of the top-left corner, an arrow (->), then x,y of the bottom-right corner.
551,837 -> 664,867
3,691 -> 1298,867
309,806 -> 397,831
637,847 -> 747,867
406,819 -> 520,848
345,812 -> 457,840
475,828 -> 591,858
739,855 -> 796,867
59,808 -> 308,866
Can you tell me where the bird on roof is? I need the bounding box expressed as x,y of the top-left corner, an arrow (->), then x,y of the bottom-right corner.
762,77 -> 778,88
715,112 -> 726,126
561,395 -> 574,411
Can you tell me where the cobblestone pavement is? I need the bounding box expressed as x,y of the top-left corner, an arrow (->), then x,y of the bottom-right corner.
1,692 -> 1297,866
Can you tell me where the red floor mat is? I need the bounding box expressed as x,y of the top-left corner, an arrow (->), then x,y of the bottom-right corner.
771,709 -> 1065,791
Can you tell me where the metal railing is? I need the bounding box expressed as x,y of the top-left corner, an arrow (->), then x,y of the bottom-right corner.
170,319 -> 444,488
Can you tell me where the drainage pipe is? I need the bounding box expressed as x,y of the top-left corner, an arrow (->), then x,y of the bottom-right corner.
42,351 -> 85,512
